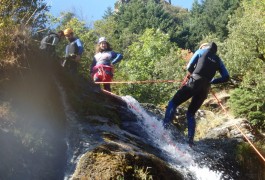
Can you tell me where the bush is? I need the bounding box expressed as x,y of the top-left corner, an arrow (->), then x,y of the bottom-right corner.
229,88 -> 265,130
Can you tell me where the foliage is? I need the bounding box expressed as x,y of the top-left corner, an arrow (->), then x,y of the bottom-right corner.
93,16 -> 121,52
229,88 -> 265,129
0,0 -> 48,66
223,0 -> 265,77
184,0 -> 240,50
133,166 -> 152,179
115,28 -> 185,104
224,0 -> 265,129
0,0 -> 49,31
114,0 -> 183,45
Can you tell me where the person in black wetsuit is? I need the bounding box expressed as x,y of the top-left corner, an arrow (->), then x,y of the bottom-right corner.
63,28 -> 84,75
39,30 -> 64,56
163,42 -> 230,146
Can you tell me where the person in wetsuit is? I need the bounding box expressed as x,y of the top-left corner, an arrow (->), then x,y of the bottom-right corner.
163,42 -> 230,146
39,30 -> 64,57
63,28 -> 84,75
90,37 -> 123,92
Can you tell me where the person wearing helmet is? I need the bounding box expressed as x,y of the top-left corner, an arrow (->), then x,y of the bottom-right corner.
163,42 -> 230,147
39,30 -> 64,56
63,28 -> 84,75
199,42 -> 209,50
90,37 -> 123,92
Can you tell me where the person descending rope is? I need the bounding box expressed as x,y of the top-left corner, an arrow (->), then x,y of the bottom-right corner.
63,28 -> 84,75
90,37 -> 123,92
39,30 -> 64,56
163,42 -> 230,147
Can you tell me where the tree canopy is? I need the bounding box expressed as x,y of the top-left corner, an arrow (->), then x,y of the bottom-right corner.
0,0 -> 264,129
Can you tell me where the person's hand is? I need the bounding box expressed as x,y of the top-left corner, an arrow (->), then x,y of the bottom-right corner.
186,72 -> 191,79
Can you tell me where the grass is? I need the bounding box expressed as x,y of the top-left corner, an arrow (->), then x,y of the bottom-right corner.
133,166 -> 153,180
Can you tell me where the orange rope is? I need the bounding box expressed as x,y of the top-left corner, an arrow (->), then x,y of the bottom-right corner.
95,79 -> 182,84
210,89 -> 265,163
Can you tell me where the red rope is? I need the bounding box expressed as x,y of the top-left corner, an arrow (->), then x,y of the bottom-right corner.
210,90 -> 265,163
95,79 -> 182,84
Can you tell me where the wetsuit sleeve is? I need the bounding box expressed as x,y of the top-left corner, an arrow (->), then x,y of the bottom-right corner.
90,57 -> 97,74
210,60 -> 230,84
111,52 -> 123,65
75,39 -> 84,56
186,50 -> 200,73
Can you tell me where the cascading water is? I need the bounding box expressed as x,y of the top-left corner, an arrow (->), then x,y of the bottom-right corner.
56,82 -> 103,180
57,81 -> 235,179
121,95 -> 228,180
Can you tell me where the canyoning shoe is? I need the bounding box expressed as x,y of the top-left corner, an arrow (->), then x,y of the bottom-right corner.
188,138 -> 195,148
163,122 -> 171,129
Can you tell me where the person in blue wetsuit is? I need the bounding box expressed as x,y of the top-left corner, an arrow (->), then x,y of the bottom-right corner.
163,42 -> 230,146
63,28 -> 84,75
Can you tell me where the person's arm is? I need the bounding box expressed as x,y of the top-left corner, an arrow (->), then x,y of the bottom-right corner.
75,39 -> 84,56
210,60 -> 230,84
111,52 -> 123,65
186,50 -> 201,73
74,39 -> 83,62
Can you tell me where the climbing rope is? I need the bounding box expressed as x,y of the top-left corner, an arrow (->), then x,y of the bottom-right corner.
210,89 -> 265,163
95,79 -> 182,84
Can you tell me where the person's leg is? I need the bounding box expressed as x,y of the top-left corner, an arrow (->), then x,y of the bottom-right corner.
69,61 -> 78,75
103,84 -> 111,92
103,73 -> 112,92
164,86 -> 193,126
186,87 -> 209,145
186,111 -> 196,145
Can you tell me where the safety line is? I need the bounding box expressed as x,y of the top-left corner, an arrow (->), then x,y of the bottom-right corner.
95,79 -> 182,84
210,90 -> 265,163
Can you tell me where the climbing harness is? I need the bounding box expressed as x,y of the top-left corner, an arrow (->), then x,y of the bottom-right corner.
92,65 -> 113,82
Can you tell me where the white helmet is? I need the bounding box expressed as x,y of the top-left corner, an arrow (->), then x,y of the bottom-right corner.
98,37 -> 107,44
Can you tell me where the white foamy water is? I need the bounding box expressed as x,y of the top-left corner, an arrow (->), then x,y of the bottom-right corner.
56,81 -> 92,180
122,95 -> 224,180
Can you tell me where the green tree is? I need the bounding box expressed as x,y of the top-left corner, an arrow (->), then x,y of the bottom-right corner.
116,29 -> 185,104
0,0 -> 49,65
114,0 -> 180,43
93,16 -> 121,52
185,0 -> 240,50
225,0 -> 265,129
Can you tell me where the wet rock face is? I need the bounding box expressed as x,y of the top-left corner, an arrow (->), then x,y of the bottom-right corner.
205,118 -> 264,142
72,144 -> 183,180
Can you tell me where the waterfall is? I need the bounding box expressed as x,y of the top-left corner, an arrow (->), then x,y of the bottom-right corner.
56,81 -> 100,180
55,82 -> 233,179
121,95 -> 226,180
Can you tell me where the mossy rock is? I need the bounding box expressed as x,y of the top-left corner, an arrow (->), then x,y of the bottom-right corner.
72,143 -> 183,180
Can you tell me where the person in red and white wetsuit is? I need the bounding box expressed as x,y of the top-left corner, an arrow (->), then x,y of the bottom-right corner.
90,37 -> 123,92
